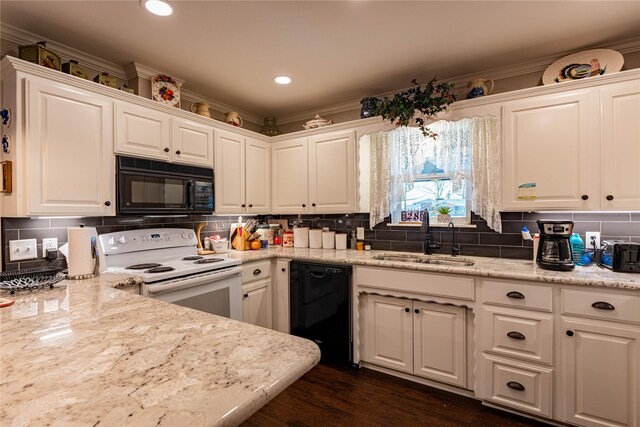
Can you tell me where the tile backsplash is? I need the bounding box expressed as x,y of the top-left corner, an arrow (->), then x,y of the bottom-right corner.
2,211 -> 639,271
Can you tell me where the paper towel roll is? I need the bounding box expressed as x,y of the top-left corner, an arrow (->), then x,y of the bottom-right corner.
67,226 -> 98,278
293,227 -> 309,248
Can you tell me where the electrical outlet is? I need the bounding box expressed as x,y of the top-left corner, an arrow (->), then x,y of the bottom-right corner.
585,231 -> 601,250
9,239 -> 38,261
42,238 -> 58,258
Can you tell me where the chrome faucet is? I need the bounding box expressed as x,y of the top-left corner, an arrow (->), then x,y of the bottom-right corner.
422,210 -> 440,255
448,221 -> 461,257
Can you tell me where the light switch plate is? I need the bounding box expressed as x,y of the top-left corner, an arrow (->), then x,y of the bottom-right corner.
585,232 -> 601,250
9,239 -> 38,261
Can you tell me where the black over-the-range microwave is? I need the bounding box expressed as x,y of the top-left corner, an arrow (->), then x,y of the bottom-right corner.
116,155 -> 214,214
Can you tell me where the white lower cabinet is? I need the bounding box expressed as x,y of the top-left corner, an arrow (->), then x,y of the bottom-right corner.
561,288 -> 640,427
241,260 -> 273,329
362,294 -> 466,387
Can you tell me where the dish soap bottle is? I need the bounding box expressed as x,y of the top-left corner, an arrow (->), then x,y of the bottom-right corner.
570,233 -> 584,265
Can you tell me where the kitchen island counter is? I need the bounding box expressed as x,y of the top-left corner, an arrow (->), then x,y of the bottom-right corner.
229,247 -> 640,291
0,273 -> 320,426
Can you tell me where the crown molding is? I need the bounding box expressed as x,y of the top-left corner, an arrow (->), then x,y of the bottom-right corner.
123,62 -> 186,86
180,89 -> 262,125
276,36 -> 640,125
0,22 -> 128,80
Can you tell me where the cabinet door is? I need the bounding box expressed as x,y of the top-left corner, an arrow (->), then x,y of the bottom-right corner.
115,102 -> 171,160
413,301 -> 466,387
502,90 -> 598,210
562,317 -> 640,427
242,279 -> 272,329
308,130 -> 355,213
26,77 -> 114,215
245,137 -> 271,213
274,259 -> 290,334
271,138 -> 309,214
363,294 -> 413,373
171,118 -> 213,167
214,130 -> 245,214
601,81 -> 640,210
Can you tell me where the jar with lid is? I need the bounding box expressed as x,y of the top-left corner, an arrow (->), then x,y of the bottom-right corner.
257,225 -> 270,242
283,231 -> 294,247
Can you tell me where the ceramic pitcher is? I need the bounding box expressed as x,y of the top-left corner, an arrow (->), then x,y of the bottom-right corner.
224,111 -> 243,127
466,78 -> 494,99
190,102 -> 211,118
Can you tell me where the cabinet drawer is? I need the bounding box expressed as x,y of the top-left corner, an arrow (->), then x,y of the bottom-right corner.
482,280 -> 552,312
483,355 -> 552,418
242,260 -> 272,283
482,306 -> 553,365
356,267 -> 474,300
561,289 -> 640,324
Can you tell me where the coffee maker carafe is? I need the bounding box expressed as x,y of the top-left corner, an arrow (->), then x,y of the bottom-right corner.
536,220 -> 575,271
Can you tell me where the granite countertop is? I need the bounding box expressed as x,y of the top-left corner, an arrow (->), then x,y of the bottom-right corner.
228,247 -> 640,291
0,273 -> 320,427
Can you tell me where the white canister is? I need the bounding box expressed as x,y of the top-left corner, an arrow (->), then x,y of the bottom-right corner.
323,231 -> 336,249
335,233 -> 347,250
293,227 -> 309,248
309,229 -> 323,249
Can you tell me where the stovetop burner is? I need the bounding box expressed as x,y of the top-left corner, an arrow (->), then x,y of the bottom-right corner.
145,266 -> 176,273
127,263 -> 162,270
194,258 -> 224,264
182,256 -> 204,261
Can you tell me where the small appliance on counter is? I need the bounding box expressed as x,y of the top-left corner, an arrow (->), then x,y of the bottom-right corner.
536,220 -> 575,271
600,240 -> 640,273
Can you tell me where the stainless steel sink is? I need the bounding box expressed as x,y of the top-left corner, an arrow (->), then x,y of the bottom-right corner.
372,254 -> 475,266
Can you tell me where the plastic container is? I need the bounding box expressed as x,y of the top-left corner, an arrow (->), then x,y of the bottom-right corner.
335,233 -> 347,250
323,231 -> 335,249
293,227 -> 309,248
570,233 -> 585,265
309,229 -> 323,249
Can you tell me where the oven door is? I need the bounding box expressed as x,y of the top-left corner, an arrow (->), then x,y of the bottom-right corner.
143,267 -> 243,321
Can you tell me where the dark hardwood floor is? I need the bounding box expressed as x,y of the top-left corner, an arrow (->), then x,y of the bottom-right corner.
243,363 -> 552,426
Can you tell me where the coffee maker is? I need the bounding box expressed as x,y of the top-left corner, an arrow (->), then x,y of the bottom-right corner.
536,220 -> 575,271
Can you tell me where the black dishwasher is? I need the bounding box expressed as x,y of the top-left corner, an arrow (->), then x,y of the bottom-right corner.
290,262 -> 352,365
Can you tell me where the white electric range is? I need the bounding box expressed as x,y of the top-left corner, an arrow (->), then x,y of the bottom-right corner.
99,228 -> 242,320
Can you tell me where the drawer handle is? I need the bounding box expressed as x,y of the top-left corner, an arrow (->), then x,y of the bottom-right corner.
507,381 -> 525,392
507,331 -> 526,340
506,291 -> 525,299
253,269 -> 261,275
592,301 -> 615,310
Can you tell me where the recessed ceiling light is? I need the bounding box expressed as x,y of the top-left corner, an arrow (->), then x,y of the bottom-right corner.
143,0 -> 173,16
274,75 -> 292,85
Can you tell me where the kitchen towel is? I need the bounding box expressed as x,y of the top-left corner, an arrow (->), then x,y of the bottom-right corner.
67,226 -> 98,278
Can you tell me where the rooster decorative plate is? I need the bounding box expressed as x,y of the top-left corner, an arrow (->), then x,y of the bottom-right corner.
151,74 -> 181,108
542,49 -> 623,85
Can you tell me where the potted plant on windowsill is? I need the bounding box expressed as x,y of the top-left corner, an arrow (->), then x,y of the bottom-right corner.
435,205 -> 452,223
373,78 -> 456,139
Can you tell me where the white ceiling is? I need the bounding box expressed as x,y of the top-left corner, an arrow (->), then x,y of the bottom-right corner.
1,1 -> 639,119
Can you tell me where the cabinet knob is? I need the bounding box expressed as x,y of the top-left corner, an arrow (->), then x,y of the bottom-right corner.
248,204 -> 253,208
507,331 -> 526,340
253,269 -> 261,275
302,204 -> 306,208
404,307 -> 410,313
175,150 -> 181,155
281,268 -> 286,272
243,293 -> 248,299
606,195 -> 614,201
104,201 -> 111,206
506,291 -> 525,299
566,330 -> 574,337
581,195 -> 589,200
506,381 -> 525,392
414,308 -> 419,314
241,204 -> 246,208
592,301 -> 615,310
164,147 -> 170,152
312,203 -> 316,207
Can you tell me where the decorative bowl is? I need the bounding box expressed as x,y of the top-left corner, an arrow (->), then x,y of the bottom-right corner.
303,114 -> 333,130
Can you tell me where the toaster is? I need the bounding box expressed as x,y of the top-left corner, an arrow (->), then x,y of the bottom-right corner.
600,240 -> 640,273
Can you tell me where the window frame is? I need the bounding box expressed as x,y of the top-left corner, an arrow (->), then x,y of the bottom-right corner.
401,172 -> 472,225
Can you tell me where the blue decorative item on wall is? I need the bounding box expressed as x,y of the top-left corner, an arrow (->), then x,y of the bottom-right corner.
0,108 -> 11,127
2,135 -> 10,154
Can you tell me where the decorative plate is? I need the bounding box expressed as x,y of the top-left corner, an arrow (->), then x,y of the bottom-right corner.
542,49 -> 624,85
151,74 -> 181,108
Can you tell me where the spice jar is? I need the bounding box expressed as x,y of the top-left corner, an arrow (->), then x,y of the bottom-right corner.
283,231 -> 294,247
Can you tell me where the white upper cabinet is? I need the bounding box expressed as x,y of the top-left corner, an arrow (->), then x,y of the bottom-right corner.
271,138 -> 309,214
600,80 -> 640,210
171,118 -> 214,167
26,77 -> 114,216
502,89 -> 598,210
115,102 -> 171,161
214,132 -> 271,214
308,130 -> 356,213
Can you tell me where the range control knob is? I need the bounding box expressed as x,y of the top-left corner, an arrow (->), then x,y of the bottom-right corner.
181,232 -> 190,239
108,237 -> 116,246
188,232 -> 194,239
118,236 -> 128,245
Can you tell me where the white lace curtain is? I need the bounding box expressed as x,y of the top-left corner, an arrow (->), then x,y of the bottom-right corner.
369,116 -> 501,232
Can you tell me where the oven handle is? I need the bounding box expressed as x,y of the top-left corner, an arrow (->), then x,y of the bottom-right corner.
145,266 -> 242,295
